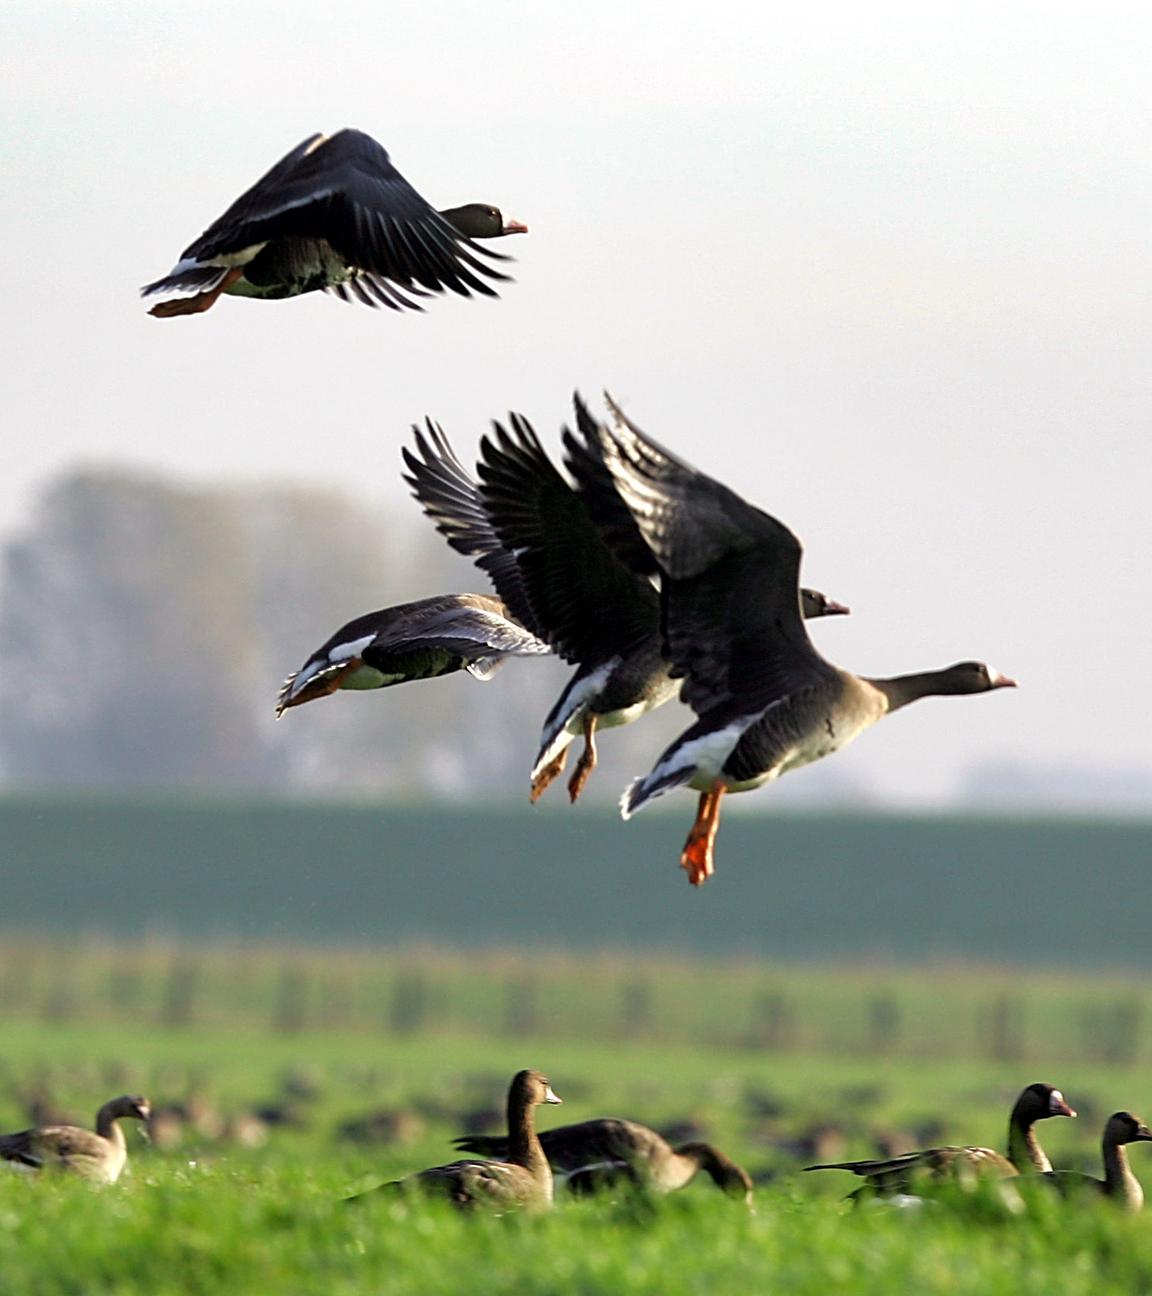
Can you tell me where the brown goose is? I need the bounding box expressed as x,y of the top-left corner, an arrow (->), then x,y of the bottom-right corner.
354,1070 -> 562,1211
276,592 -> 549,714
454,1116 -> 753,1204
804,1083 -> 1075,1196
594,395 -> 1017,885
0,1094 -> 151,1184
142,129 -> 526,317
402,407 -> 848,803
1042,1111 -> 1152,1211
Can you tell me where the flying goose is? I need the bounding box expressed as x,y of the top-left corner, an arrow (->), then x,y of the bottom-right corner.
142,129 -> 526,317
0,1094 -> 151,1184
402,406 -> 848,802
1042,1111 -> 1152,1211
352,1070 -> 562,1211
804,1083 -> 1075,1197
593,396 -> 1017,884
276,592 -> 550,714
454,1116 -> 753,1204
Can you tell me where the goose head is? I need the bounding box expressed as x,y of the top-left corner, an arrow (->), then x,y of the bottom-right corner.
800,588 -> 850,618
440,204 -> 528,238
512,1070 -> 562,1108
1107,1112 -> 1152,1146
1017,1083 -> 1076,1121
935,661 -> 1018,695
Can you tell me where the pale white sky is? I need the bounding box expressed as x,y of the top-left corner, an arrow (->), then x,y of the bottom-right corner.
3,0 -> 1151,805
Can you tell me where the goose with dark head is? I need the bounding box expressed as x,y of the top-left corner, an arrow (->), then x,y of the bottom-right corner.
805,1082 -> 1074,1199
0,1094 -> 152,1184
350,1070 -> 562,1212
142,129 -> 525,317
455,1115 -> 754,1205
591,393 -> 1016,885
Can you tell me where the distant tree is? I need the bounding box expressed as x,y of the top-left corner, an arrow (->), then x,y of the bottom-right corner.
0,467 -> 568,799
0,470 -> 263,787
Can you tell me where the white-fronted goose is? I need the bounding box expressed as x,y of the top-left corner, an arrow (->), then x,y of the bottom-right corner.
276,592 -> 549,714
804,1083 -> 1075,1197
594,396 -> 1017,885
402,408 -> 849,803
142,129 -> 526,317
1043,1111 -> 1152,1211
355,1070 -> 562,1211
0,1094 -> 151,1184
454,1116 -> 753,1204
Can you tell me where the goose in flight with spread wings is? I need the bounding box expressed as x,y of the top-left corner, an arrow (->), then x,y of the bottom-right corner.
403,403 -> 851,803
594,397 -> 1016,885
142,129 -> 526,317
276,593 -> 549,715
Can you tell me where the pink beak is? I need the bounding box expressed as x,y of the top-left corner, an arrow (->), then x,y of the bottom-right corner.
502,218 -> 529,235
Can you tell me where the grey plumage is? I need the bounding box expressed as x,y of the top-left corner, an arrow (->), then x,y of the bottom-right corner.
592,394 -> 1015,883
454,1116 -> 753,1203
277,592 -> 549,715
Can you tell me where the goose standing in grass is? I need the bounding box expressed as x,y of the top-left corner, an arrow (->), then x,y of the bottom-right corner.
454,1116 -> 753,1204
1042,1111 -> 1152,1211
402,406 -> 848,802
142,129 -> 526,317
352,1070 -> 562,1211
276,593 -> 549,714
804,1083 -> 1075,1197
0,1095 -> 151,1184
593,396 -> 1017,885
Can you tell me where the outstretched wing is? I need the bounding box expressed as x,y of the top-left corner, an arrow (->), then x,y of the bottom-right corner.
476,414 -> 659,666
143,129 -> 509,303
402,421 -> 541,637
596,395 -> 836,720
561,394 -> 659,579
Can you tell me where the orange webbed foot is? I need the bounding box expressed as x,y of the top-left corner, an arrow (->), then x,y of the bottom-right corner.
148,267 -> 243,317
566,718 -> 598,803
530,751 -> 568,803
149,296 -> 215,318
678,781 -> 726,886
567,755 -> 594,803
680,835 -> 716,886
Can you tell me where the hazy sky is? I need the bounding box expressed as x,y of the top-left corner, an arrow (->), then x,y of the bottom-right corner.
4,1 -> 1151,805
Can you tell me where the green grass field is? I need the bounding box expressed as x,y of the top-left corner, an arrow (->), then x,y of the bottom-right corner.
2,943 -> 1152,1294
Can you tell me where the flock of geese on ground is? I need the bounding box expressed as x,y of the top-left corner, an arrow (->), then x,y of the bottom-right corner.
143,128 -> 1016,884
3,1074 -> 1151,1216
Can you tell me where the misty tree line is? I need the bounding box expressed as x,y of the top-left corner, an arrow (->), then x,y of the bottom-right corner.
0,467 -> 692,801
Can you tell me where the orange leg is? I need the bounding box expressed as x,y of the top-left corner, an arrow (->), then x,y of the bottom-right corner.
149,267 -> 244,318
566,715 -> 599,803
680,780 -> 727,886
530,748 -> 569,803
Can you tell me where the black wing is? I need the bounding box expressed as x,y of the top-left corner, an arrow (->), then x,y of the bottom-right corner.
476,414 -> 659,666
596,395 -> 836,719
402,422 -> 541,637
561,393 -> 660,579
169,130 -> 509,299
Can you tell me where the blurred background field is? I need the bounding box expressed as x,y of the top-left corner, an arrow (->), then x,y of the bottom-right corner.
0,795 -> 1149,1160
2,795 -> 1150,1293
3,795 -> 1149,962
